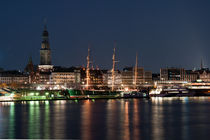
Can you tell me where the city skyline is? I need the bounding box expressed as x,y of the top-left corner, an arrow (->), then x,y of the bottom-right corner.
2,1 -> 210,140
1,0 -> 210,72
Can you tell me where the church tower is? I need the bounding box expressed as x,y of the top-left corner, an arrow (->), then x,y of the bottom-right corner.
38,23 -> 53,74
40,24 -> 51,65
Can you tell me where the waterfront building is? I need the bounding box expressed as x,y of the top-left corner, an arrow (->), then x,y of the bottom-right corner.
107,70 -> 122,90
160,67 -> 201,82
121,67 -> 134,88
144,71 -> 153,84
89,69 -> 104,88
184,70 -> 199,82
160,67 -> 185,81
194,60 -> 210,82
51,67 -> 81,88
0,71 -> 29,86
121,67 -> 152,89
80,68 -> 104,89
198,68 -> 210,82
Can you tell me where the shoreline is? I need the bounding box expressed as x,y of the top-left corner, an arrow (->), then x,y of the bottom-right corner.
0,96 -> 151,102
1,95 -> 210,102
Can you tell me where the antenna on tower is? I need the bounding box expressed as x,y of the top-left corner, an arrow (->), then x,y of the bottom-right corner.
43,18 -> 47,30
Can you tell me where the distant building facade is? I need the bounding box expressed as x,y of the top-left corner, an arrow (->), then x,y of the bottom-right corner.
144,71 -> 153,83
121,67 -> 152,89
184,70 -> 198,82
160,68 -> 185,81
160,67 -> 200,82
198,68 -> 210,82
51,67 -> 81,88
107,70 -> 122,90
0,71 -> 29,85
80,68 -> 105,89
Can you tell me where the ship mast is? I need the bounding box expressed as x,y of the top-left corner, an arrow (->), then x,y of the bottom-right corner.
111,42 -> 117,91
86,47 -> 90,90
134,53 -> 138,89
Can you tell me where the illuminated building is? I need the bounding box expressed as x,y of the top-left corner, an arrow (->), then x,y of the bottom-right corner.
80,68 -> 104,89
0,71 -> 28,85
198,69 -> 210,82
37,23 -> 53,84
107,70 -> 122,89
51,67 -> 81,88
144,71 -> 153,83
184,70 -> 198,82
89,70 -> 104,88
121,67 -> 134,88
160,68 -> 200,82
160,67 -> 185,81
195,60 -> 210,82
121,67 -> 152,88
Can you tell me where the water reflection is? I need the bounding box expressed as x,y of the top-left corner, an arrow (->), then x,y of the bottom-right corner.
53,100 -> 66,139
105,100 -> 121,139
123,101 -> 130,139
0,98 -> 210,139
43,101 -> 50,139
81,100 -> 92,140
28,101 -> 40,139
8,102 -> 15,139
106,99 -> 117,140
133,99 -> 140,140
151,99 -> 164,140
181,99 -> 189,140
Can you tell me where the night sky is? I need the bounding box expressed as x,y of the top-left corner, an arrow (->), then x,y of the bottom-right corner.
1,0 -> 210,72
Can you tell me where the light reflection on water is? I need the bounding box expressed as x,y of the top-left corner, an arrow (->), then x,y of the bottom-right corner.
81,100 -> 92,140
0,98 -> 210,139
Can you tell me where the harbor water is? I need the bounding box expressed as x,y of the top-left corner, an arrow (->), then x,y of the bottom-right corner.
0,97 -> 210,139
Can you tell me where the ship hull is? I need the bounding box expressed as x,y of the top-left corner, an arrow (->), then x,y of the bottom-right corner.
187,89 -> 210,96
120,91 -> 149,98
67,89 -> 121,99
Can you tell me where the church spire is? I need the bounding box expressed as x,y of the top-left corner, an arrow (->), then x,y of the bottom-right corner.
42,20 -> 49,44
44,18 -> 47,30
25,56 -> 34,73
40,21 -> 51,65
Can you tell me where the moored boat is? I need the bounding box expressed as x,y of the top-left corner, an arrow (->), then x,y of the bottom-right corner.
149,86 -> 191,97
186,80 -> 210,96
120,90 -> 148,98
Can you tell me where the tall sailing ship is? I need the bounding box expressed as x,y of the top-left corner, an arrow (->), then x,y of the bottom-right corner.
68,44 -> 120,98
